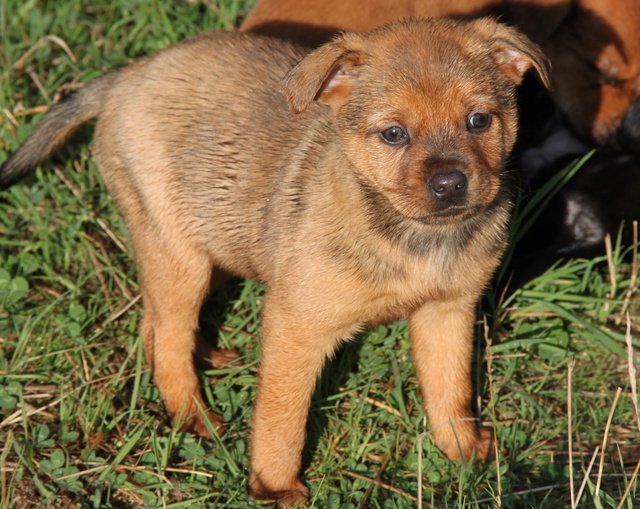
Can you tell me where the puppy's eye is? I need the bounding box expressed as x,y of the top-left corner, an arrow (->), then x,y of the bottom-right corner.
467,113 -> 492,133
600,72 -> 622,88
380,126 -> 408,145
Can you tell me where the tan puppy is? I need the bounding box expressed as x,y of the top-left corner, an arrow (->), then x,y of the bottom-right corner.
0,19 -> 548,507
241,0 -> 640,145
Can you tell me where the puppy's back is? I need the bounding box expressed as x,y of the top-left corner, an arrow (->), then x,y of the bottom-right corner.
0,32 -> 308,189
92,32 -> 319,279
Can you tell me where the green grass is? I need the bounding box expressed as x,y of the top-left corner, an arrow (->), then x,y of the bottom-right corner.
1,1 -> 639,507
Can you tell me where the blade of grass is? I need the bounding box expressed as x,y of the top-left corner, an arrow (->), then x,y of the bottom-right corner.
614,458 -> 640,509
568,358 -> 576,509
97,424 -> 146,482
524,298 -> 627,356
626,313 -> 640,433
575,446 -> 600,506
595,387 -> 622,500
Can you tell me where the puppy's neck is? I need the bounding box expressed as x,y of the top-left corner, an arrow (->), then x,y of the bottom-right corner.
349,171 -> 510,255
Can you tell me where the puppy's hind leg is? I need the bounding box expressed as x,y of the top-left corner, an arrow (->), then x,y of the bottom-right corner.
193,268 -> 241,371
134,228 -> 224,438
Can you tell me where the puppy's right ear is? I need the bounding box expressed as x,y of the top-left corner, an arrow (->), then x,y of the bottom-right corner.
283,42 -> 362,114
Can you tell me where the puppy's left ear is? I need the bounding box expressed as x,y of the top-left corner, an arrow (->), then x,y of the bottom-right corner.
477,19 -> 551,89
283,39 -> 362,114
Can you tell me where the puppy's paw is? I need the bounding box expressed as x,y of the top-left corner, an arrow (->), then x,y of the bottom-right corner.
177,410 -> 225,438
457,426 -> 494,463
436,423 -> 494,463
250,477 -> 309,508
194,339 -> 241,370
209,348 -> 240,367
475,426 -> 495,462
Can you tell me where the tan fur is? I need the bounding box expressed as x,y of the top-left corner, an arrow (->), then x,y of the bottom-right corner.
0,19 -> 549,507
241,0 -> 640,145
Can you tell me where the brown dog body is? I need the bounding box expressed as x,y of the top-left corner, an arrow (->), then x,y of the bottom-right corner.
0,20 -> 548,506
241,0 -> 640,145
240,0 -> 504,45
541,0 -> 640,143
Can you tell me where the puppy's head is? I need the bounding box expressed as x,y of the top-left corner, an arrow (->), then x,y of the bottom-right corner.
542,0 -> 640,144
284,18 -> 550,227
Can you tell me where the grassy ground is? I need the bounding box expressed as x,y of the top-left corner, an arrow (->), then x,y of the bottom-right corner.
0,1 -> 639,507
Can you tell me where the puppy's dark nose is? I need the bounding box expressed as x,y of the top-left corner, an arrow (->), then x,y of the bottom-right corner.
428,171 -> 468,201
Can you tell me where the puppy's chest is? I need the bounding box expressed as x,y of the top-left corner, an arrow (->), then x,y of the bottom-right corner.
328,230 -> 475,308
331,253 -> 472,330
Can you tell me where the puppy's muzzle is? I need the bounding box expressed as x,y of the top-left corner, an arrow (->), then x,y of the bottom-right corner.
428,170 -> 468,204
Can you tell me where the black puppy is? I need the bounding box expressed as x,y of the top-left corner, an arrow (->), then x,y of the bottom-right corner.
508,87 -> 640,286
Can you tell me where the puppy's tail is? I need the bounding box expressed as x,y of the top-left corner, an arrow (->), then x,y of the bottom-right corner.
0,70 -> 119,189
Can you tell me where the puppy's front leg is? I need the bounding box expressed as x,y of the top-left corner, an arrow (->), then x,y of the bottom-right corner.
249,298 -> 340,507
409,298 -> 491,462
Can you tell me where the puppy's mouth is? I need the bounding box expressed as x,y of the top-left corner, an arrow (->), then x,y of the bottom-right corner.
416,204 -> 480,225
431,206 -> 470,217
